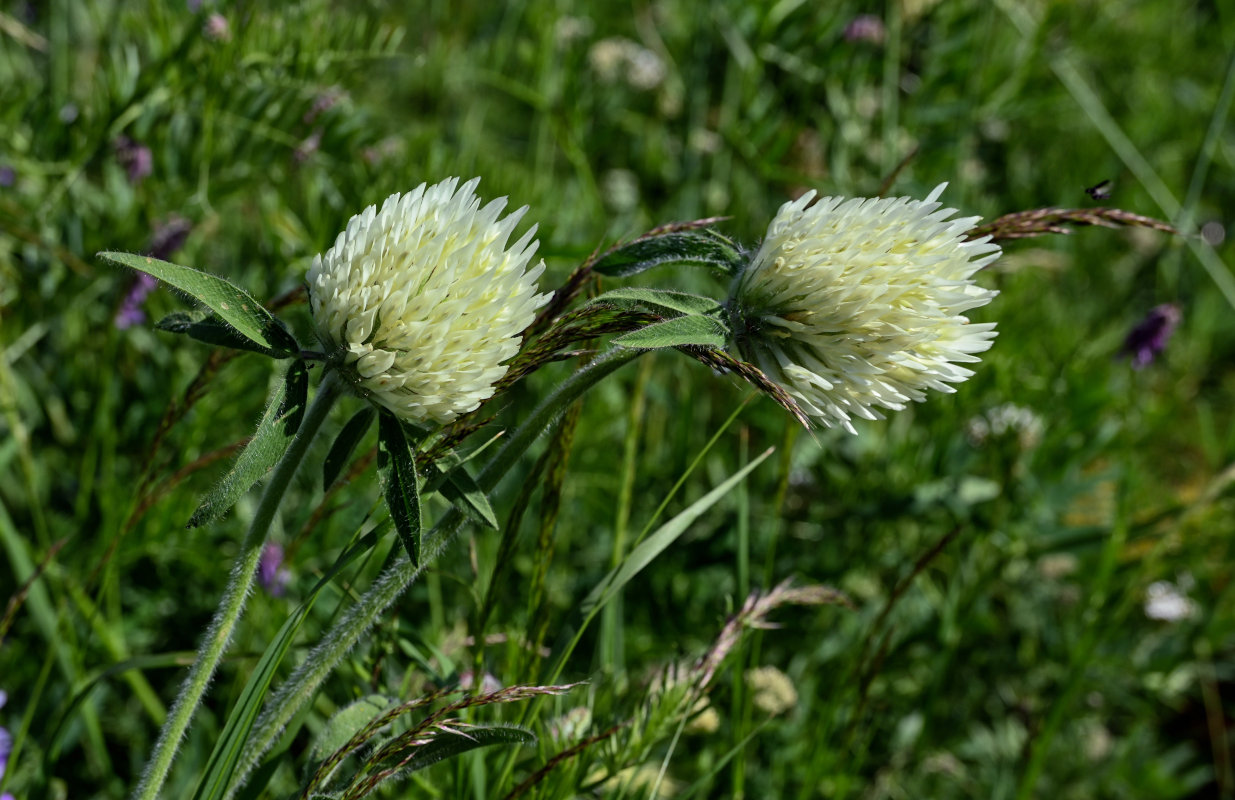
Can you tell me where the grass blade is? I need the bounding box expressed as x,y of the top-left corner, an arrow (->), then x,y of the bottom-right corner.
580,446 -> 774,616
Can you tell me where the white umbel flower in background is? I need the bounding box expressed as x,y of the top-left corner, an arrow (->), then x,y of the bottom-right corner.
729,184 -> 1000,434
308,178 -> 551,425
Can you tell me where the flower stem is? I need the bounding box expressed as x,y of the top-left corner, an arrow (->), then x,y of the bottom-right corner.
230,347 -> 642,795
134,368 -> 344,800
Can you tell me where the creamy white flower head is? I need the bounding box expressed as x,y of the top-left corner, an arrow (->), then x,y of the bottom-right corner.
729,184 -> 1000,434
308,178 -> 551,425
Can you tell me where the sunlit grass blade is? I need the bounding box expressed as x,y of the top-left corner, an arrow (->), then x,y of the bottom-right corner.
579,446 -> 774,617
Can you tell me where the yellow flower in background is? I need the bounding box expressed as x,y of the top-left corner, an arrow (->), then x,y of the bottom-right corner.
308,178 -> 551,425
729,184 -> 1000,434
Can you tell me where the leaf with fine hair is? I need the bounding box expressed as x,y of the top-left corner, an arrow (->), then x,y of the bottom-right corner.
378,413 -> 423,565
98,251 -> 299,355
187,360 -> 310,528
593,230 -> 744,278
612,315 -> 730,350
433,450 -> 499,530
589,287 -> 724,318
155,310 -> 288,357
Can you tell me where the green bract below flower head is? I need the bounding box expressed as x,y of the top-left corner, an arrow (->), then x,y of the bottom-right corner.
308,178 -> 551,425
729,184 -> 1001,434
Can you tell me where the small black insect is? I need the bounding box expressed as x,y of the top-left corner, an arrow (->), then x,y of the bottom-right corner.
1085,180 -> 1112,201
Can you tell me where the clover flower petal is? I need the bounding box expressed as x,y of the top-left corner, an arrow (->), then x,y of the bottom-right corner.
729,184 -> 1000,433
308,178 -> 551,424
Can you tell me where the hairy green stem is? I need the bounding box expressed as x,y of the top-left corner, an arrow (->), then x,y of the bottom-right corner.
229,347 -> 642,796
134,368 -> 344,800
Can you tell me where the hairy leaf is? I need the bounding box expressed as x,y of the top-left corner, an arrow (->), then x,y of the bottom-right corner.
613,315 -> 729,350
593,230 -> 743,278
434,452 -> 499,530
187,360 -> 309,528
155,310 -> 287,357
378,413 -> 422,565
590,287 -> 724,318
99,251 -> 299,355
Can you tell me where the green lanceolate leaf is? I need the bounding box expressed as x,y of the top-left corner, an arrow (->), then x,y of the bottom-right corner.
378,413 -> 422,565
433,450 -> 499,530
612,314 -> 730,350
323,407 -> 377,489
98,251 -> 299,355
155,310 -> 287,357
593,230 -> 744,278
580,447 -> 774,616
590,287 -> 724,318
187,360 -> 310,528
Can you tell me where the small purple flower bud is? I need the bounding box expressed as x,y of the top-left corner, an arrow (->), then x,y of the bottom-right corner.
146,215 -> 193,262
1121,303 -> 1181,369
293,129 -> 322,164
844,14 -> 886,45
303,87 -> 345,124
114,136 -> 153,185
0,725 -> 10,780
203,12 -> 230,41
259,542 -> 292,596
114,272 -> 159,329
0,165 -> 14,187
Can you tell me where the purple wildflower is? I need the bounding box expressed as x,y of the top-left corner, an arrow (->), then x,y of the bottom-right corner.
258,542 -> 292,596
0,688 -> 9,781
844,14 -> 886,45
303,87 -> 345,124
113,136 -> 153,185
0,165 -> 14,187
1121,303 -> 1181,368
115,272 -> 159,329
146,215 -> 193,262
293,129 -> 322,164
114,216 -> 193,329
203,12 -> 230,41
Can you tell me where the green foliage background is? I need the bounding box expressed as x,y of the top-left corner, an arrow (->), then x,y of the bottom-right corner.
2,0 -> 1235,797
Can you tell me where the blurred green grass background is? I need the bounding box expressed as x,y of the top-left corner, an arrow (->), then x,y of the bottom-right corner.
2,0 -> 1235,797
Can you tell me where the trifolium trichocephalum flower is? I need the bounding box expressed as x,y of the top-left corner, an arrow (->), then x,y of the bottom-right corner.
307,178 -> 551,425
727,184 -> 1000,434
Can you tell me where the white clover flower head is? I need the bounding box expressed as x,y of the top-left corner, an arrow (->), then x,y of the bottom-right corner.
308,178 -> 551,425
729,184 -> 1000,434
